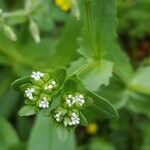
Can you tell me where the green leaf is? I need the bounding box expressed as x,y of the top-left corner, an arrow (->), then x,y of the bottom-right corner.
79,59 -> 113,91
52,67 -> 66,85
98,75 -> 128,109
129,66 -> 150,95
7,142 -> 27,150
78,0 -> 117,60
18,105 -> 36,117
56,125 -> 70,143
85,89 -> 119,120
11,76 -> 30,92
105,43 -> 134,83
28,116 -> 75,150
0,116 -> 19,150
63,78 -> 78,93
127,92 -> 150,116
80,112 -> 88,126
0,88 -> 19,118
67,57 -> 87,75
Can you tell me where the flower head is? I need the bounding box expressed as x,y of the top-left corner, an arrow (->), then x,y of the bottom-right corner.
44,80 -> 57,91
72,94 -> 85,106
25,88 -> 35,100
64,112 -> 80,126
38,97 -> 49,108
70,112 -> 80,125
65,93 -> 85,107
31,71 -> 44,81
54,112 -> 63,122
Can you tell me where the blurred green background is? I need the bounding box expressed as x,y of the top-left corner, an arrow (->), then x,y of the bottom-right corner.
0,0 -> 150,150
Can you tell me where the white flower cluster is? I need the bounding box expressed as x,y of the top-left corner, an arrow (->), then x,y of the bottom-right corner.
66,94 -> 85,107
44,80 -> 57,91
54,110 -> 80,126
54,112 -> 62,122
31,71 -> 44,81
25,88 -> 35,100
38,97 -> 49,108
63,112 -> 80,126
69,112 -> 80,126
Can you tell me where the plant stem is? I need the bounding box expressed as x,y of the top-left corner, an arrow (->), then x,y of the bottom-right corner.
84,0 -> 100,60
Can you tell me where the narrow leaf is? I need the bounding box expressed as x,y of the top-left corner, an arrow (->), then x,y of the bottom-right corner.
11,76 -> 30,92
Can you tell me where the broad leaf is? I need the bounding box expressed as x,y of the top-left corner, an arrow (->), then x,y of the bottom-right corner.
78,0 -> 117,60
56,125 -> 70,142
28,116 -> 75,150
105,43 -> 134,83
79,59 -> 113,91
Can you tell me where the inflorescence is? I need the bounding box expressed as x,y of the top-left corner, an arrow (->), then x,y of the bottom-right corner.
21,70 -> 87,127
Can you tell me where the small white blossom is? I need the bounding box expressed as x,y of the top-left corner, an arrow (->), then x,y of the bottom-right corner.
39,97 -> 49,108
31,71 -> 44,81
65,94 -> 73,107
70,113 -> 80,125
73,94 -> 85,106
44,80 -> 57,91
54,112 -> 62,122
25,88 -> 35,100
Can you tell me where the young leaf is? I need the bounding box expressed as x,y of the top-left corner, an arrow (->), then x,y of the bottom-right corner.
52,67 -> 66,85
18,105 -> 36,117
11,76 -> 30,92
56,125 -> 70,143
63,78 -> 78,93
80,112 -> 88,126
85,89 -> 119,119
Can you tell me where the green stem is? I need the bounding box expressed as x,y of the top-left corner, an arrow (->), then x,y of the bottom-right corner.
84,0 -> 100,60
72,60 -> 98,77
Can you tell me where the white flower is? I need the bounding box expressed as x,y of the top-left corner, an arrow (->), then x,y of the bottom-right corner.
73,94 -> 85,106
70,113 -> 80,125
25,88 -> 35,100
31,71 -> 44,81
65,94 -> 73,107
44,80 -> 57,91
54,112 -> 62,122
39,97 -> 49,108
65,94 -> 85,107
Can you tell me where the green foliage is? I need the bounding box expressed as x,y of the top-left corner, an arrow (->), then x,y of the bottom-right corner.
28,115 -> 75,150
0,116 -> 20,150
0,0 -> 149,149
